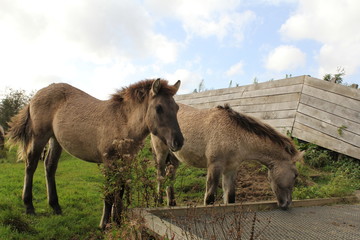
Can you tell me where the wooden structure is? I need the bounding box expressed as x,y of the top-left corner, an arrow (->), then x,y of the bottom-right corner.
175,75 -> 360,159
140,196 -> 359,239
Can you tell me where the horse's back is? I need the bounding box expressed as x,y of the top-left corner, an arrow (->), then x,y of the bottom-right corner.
171,104 -> 219,168
172,104 -> 241,168
29,83 -> 107,162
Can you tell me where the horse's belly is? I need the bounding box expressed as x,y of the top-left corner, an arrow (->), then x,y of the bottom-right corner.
173,150 -> 207,168
54,127 -> 102,163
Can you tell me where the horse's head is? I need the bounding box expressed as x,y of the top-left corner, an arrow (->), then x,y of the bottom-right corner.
268,152 -> 302,209
146,79 -> 184,152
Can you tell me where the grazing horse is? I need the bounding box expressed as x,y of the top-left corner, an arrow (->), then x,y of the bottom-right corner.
152,103 -> 301,209
7,79 -> 184,229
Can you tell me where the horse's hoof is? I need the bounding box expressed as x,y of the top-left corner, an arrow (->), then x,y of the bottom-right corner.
168,200 -> 177,207
26,208 -> 36,215
53,207 -> 62,215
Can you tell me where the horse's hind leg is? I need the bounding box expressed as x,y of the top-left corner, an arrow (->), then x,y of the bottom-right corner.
23,137 -> 48,214
44,138 -> 62,214
204,163 -> 222,205
222,170 -> 237,204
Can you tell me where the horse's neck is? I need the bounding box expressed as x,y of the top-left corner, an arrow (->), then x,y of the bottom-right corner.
121,100 -> 149,142
246,146 -> 288,169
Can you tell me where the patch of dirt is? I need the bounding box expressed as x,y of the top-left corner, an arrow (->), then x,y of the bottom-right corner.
235,162 -> 275,202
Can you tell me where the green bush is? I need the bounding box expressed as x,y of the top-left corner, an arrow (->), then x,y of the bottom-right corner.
301,143 -> 332,168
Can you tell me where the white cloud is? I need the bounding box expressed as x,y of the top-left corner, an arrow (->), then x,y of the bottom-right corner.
265,45 -> 306,72
280,0 -> 360,76
226,62 -> 244,76
0,0 -> 180,94
164,69 -> 203,94
145,0 -> 256,45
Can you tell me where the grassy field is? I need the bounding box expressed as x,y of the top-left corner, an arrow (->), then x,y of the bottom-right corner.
0,139 -> 359,239
0,150 -> 104,240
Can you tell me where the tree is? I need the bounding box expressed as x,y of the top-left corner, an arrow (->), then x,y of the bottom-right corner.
0,89 -> 32,131
323,67 -> 345,84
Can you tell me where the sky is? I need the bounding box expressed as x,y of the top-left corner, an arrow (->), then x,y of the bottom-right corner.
1,0 -> 360,100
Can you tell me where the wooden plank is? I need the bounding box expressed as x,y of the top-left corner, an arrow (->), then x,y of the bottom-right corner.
232,101 -> 298,113
183,93 -> 301,110
176,84 -> 303,106
295,113 -> 360,147
302,85 -> 360,112
229,93 -> 300,106
141,210 -> 195,240
176,76 -> 306,100
292,122 -> 360,159
145,195 -> 359,219
247,110 -> 297,120
261,118 -> 295,128
298,103 -> 360,135
305,76 -> 360,101
300,94 -> 360,125
274,126 -> 293,135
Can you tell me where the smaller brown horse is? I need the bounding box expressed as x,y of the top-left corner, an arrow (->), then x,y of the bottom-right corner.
152,104 -> 301,209
7,79 -> 184,229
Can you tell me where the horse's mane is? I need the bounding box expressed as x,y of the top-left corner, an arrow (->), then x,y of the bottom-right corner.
111,79 -> 178,103
217,104 -> 297,156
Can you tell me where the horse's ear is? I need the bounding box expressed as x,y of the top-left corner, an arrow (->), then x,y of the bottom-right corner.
173,80 -> 181,94
151,78 -> 161,97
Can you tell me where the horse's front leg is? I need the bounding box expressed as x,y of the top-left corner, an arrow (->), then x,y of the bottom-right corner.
112,183 -> 126,225
165,155 -> 179,206
204,164 -> 222,205
99,193 -> 113,230
151,134 -> 170,206
222,170 -> 237,204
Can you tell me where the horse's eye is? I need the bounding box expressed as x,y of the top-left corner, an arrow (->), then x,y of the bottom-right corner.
155,105 -> 163,114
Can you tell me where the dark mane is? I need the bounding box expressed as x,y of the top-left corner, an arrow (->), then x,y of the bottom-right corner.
111,78 -> 178,103
217,104 -> 297,156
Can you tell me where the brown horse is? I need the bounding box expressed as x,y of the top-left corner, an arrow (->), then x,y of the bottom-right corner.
152,103 -> 301,209
7,79 -> 184,229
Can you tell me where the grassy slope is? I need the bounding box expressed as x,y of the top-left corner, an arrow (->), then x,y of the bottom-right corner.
0,150 -> 104,240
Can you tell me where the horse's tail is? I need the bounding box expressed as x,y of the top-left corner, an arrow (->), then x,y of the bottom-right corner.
6,105 -> 33,162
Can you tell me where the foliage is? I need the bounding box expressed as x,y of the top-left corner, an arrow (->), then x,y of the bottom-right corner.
193,79 -> 206,93
323,66 -> 345,84
297,141 -> 333,168
337,125 -> 347,136
0,88 -> 32,130
292,138 -> 360,200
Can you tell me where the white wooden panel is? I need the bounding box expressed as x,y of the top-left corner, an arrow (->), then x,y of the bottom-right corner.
298,103 -> 360,135
292,122 -> 360,159
300,94 -> 360,123
295,113 -> 360,147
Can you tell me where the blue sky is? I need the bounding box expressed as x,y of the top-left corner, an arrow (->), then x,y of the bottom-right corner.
1,0 -> 359,99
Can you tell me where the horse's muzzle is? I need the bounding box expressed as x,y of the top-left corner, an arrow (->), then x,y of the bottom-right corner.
168,137 -> 183,152
278,199 -> 292,210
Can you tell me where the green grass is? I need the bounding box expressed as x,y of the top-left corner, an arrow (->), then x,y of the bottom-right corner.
0,150 -> 104,240
293,141 -> 360,200
1,138 -> 359,239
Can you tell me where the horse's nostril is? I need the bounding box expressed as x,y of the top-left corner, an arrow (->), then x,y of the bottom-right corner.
171,138 -> 183,151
